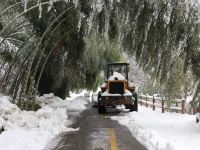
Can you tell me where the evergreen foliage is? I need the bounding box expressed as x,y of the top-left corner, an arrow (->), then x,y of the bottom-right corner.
0,0 -> 123,109
0,0 -> 200,110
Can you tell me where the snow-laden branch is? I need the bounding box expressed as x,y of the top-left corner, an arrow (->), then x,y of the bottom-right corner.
192,80 -> 200,103
0,2 -> 49,35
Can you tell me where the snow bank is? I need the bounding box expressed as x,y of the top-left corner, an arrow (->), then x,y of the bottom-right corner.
0,129 -> 51,150
0,95 -> 71,133
0,92 -> 88,150
111,106 -> 200,150
108,72 -> 125,80
37,93 -> 88,111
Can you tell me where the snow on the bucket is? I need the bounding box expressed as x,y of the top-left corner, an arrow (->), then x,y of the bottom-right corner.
108,72 -> 125,80
0,92 -> 88,150
111,106 -> 200,150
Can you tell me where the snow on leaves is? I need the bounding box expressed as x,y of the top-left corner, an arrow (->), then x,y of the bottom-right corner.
21,0 -> 72,18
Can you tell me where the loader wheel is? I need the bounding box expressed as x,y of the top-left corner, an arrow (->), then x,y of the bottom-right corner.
130,97 -> 138,112
98,91 -> 102,101
98,104 -> 106,114
133,98 -> 138,111
97,91 -> 105,114
129,104 -> 134,112
132,92 -> 138,112
125,105 -> 130,109
133,101 -> 138,111
196,118 -> 199,123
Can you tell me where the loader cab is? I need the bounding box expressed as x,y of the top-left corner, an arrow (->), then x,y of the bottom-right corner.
107,63 -> 129,80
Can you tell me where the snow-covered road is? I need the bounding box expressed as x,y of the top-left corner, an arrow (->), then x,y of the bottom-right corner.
111,106 -> 200,150
47,107 -> 146,150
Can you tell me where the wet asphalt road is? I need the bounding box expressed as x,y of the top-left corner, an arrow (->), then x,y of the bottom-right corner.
47,106 -> 147,150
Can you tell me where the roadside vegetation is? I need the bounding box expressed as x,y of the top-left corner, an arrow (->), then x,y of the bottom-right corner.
0,0 -> 199,110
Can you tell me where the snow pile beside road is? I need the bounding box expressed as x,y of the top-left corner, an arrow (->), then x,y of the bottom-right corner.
0,96 -> 72,133
0,129 -> 52,150
111,106 -> 200,150
0,93 -> 88,150
64,98 -> 88,111
37,93 -> 63,107
37,93 -> 88,111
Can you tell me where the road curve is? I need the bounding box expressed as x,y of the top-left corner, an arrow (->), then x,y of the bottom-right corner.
48,107 -> 147,150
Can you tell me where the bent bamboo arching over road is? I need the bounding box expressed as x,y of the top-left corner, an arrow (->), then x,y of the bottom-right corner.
0,0 -> 200,150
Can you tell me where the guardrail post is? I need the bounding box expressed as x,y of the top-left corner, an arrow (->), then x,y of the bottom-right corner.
146,95 -> 148,107
193,106 -> 196,115
162,98 -> 164,113
153,96 -> 155,111
182,99 -> 185,114
176,101 -> 178,113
